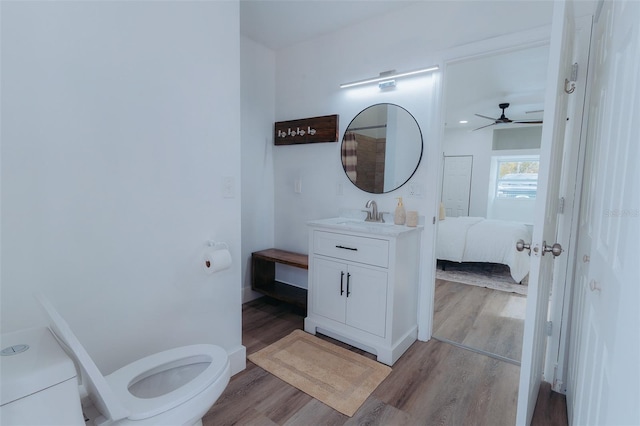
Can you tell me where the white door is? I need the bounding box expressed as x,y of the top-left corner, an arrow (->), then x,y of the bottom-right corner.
516,1 -> 576,423
344,264 -> 387,337
312,258 -> 347,323
566,0 -> 640,424
441,155 -> 472,217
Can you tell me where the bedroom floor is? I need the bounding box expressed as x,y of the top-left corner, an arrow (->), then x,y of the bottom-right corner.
203,297 -> 565,425
432,278 -> 526,363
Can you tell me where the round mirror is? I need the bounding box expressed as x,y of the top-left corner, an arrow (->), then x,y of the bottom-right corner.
341,103 -> 423,193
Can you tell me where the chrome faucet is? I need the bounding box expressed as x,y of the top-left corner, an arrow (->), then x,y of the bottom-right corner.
364,200 -> 385,222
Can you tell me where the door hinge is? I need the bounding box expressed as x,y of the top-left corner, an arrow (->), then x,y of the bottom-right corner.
564,63 -> 579,94
551,365 -> 563,392
433,216 -> 436,224
558,197 -> 565,214
571,63 -> 579,81
546,320 -> 553,336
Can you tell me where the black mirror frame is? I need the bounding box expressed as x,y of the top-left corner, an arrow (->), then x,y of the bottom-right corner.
341,103 -> 423,194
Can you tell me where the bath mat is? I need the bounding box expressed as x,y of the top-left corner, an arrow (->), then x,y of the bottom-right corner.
248,329 -> 391,417
436,261 -> 528,296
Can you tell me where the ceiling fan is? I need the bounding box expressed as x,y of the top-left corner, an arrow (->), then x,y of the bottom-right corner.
473,103 -> 543,131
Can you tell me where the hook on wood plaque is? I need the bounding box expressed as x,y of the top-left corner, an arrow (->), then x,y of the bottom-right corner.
274,114 -> 339,146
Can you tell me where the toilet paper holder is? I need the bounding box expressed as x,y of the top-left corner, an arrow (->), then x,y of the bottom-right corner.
203,240 -> 232,273
206,240 -> 229,251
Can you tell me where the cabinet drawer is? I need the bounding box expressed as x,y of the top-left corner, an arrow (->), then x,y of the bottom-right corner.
313,231 -> 389,267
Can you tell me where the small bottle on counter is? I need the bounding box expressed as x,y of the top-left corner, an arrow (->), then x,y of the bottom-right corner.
394,197 -> 406,225
406,210 -> 419,227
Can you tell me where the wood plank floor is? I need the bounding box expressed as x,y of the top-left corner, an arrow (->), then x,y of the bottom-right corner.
433,279 -> 526,363
203,297 -> 566,426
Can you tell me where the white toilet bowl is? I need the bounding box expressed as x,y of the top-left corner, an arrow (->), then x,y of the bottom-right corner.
36,294 -> 230,426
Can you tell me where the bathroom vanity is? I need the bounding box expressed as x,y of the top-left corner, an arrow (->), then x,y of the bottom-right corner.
304,217 -> 422,366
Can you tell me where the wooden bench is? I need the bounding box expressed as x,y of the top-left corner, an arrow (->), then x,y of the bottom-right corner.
251,249 -> 308,310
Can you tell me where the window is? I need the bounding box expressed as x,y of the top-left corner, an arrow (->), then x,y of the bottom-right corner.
495,157 -> 539,199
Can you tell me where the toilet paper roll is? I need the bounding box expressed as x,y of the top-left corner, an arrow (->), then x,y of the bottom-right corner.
203,249 -> 232,274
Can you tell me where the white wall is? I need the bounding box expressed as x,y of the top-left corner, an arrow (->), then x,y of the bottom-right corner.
271,1 -> 553,337
1,1 -> 245,375
273,59 -> 440,292
240,36 -> 276,302
443,128 -> 540,223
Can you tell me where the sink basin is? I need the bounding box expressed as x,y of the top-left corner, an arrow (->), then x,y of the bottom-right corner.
308,217 -> 421,237
335,220 -> 393,227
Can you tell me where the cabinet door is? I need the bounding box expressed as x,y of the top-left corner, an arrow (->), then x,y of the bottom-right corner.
312,258 -> 347,323
345,264 -> 387,337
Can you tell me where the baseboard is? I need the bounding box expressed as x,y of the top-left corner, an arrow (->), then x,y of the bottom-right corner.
391,326 -> 418,363
242,286 -> 262,304
227,344 -> 246,376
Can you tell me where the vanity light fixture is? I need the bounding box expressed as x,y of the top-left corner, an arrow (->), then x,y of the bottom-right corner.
339,65 -> 439,89
378,79 -> 396,90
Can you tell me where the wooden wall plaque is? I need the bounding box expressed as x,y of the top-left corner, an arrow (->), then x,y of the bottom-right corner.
274,114 -> 338,146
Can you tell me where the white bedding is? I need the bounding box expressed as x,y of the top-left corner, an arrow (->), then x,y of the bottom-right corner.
436,216 -> 532,283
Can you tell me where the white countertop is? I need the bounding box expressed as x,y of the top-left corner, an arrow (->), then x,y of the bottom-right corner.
307,217 -> 423,237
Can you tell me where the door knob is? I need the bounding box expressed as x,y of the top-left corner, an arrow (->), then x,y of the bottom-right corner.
516,239 -> 531,254
542,241 -> 563,257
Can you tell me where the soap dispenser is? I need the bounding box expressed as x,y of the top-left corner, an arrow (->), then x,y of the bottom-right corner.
394,197 -> 406,225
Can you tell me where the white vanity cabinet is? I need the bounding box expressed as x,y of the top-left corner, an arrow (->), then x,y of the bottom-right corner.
312,257 -> 388,337
304,218 -> 422,366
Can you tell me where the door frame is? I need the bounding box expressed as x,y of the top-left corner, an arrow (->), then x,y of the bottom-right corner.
418,26 -> 554,344
424,28 -> 552,336
543,13 -> 594,393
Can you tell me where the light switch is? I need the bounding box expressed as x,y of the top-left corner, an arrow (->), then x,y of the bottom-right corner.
222,176 -> 235,198
408,183 -> 423,198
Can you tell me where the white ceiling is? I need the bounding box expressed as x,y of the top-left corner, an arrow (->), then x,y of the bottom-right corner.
444,44 -> 549,131
240,0 -> 419,51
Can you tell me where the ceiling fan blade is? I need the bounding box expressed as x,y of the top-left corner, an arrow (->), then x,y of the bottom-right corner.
472,122 -> 497,131
475,113 -> 498,121
513,120 -> 544,124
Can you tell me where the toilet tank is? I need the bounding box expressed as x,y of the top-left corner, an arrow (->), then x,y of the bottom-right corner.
1,327 -> 85,425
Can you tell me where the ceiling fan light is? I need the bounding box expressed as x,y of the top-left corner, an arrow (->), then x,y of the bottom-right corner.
472,103 -> 543,131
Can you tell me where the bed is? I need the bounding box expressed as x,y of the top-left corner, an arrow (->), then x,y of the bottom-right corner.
436,216 -> 532,283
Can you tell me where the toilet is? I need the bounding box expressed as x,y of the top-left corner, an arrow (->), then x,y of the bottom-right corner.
1,294 -> 231,426
1,326 -> 86,425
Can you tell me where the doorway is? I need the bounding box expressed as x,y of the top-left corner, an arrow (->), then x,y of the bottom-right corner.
432,43 -> 550,364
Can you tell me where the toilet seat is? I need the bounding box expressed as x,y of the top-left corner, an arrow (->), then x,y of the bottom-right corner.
105,344 -> 229,420
35,293 -> 230,425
